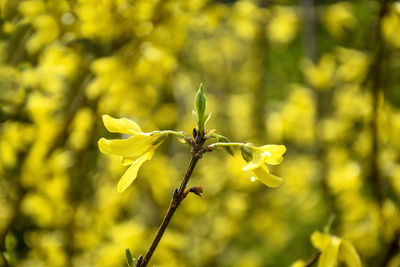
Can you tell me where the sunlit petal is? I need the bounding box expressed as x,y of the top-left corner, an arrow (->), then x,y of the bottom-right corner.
121,156 -> 140,166
260,145 -> 286,165
339,240 -> 362,267
98,134 -> 157,157
318,236 -> 341,267
260,144 -> 287,155
291,260 -> 305,267
117,149 -> 156,193
102,114 -> 143,134
242,145 -> 287,170
251,165 -> 283,188
311,231 -> 331,251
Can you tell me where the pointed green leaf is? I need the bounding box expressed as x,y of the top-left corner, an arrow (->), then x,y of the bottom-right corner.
125,248 -> 135,267
204,112 -> 211,125
192,110 -> 198,122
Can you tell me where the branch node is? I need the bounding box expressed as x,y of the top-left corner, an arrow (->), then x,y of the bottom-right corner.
135,255 -> 143,267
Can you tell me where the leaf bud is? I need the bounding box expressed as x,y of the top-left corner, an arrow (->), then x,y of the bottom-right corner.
194,83 -> 207,133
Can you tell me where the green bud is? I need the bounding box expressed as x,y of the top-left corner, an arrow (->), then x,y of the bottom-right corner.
189,186 -> 204,197
125,248 -> 135,267
195,83 -> 206,120
241,146 -> 253,162
194,83 -> 207,133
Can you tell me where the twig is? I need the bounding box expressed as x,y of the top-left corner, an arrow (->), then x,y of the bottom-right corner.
380,231 -> 399,267
137,131 -> 205,267
304,251 -> 321,267
369,0 -> 389,206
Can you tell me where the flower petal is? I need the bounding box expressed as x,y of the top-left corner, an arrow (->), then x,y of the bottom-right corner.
121,156 -> 140,166
242,145 -> 287,170
311,231 -> 331,251
339,240 -> 362,267
265,155 -> 284,165
251,165 -> 283,188
260,145 -> 287,155
117,149 -> 155,193
261,145 -> 286,165
102,114 -> 143,134
98,134 -> 157,157
291,260 -> 305,267
318,236 -> 341,267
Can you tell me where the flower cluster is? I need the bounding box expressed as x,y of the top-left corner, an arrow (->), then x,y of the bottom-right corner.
99,113 -> 287,192
98,86 -> 287,193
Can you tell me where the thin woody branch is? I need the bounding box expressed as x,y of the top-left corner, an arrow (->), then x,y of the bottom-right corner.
304,251 -> 321,267
137,131 -> 205,267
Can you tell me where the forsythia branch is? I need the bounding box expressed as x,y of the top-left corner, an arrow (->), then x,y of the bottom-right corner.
137,130 -> 205,267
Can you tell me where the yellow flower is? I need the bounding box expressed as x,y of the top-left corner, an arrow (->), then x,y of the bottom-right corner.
266,6 -> 299,45
322,2 -> 356,39
242,145 -> 286,187
98,115 -> 166,193
301,54 -> 336,90
311,231 -> 362,267
290,260 -> 305,267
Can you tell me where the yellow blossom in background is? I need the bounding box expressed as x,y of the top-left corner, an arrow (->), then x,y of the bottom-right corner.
26,14 -> 59,54
269,84 -> 316,145
0,1 -> 399,266
311,231 -> 362,267
336,47 -> 369,83
321,2 -> 356,39
266,6 -> 299,45
18,0 -> 46,21
231,1 -> 259,40
291,260 -> 305,267
68,107 -> 95,151
301,54 -> 336,90
381,3 -> 400,48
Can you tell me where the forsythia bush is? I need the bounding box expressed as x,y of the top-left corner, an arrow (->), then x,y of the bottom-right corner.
0,0 -> 399,266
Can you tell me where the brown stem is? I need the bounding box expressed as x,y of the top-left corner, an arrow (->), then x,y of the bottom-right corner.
380,231 -> 399,267
300,0 -> 337,218
304,251 -> 321,267
369,0 -> 389,207
138,153 -> 201,267
300,0 -> 317,63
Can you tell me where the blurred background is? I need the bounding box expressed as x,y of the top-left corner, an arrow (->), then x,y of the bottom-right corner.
1,0 -> 400,266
